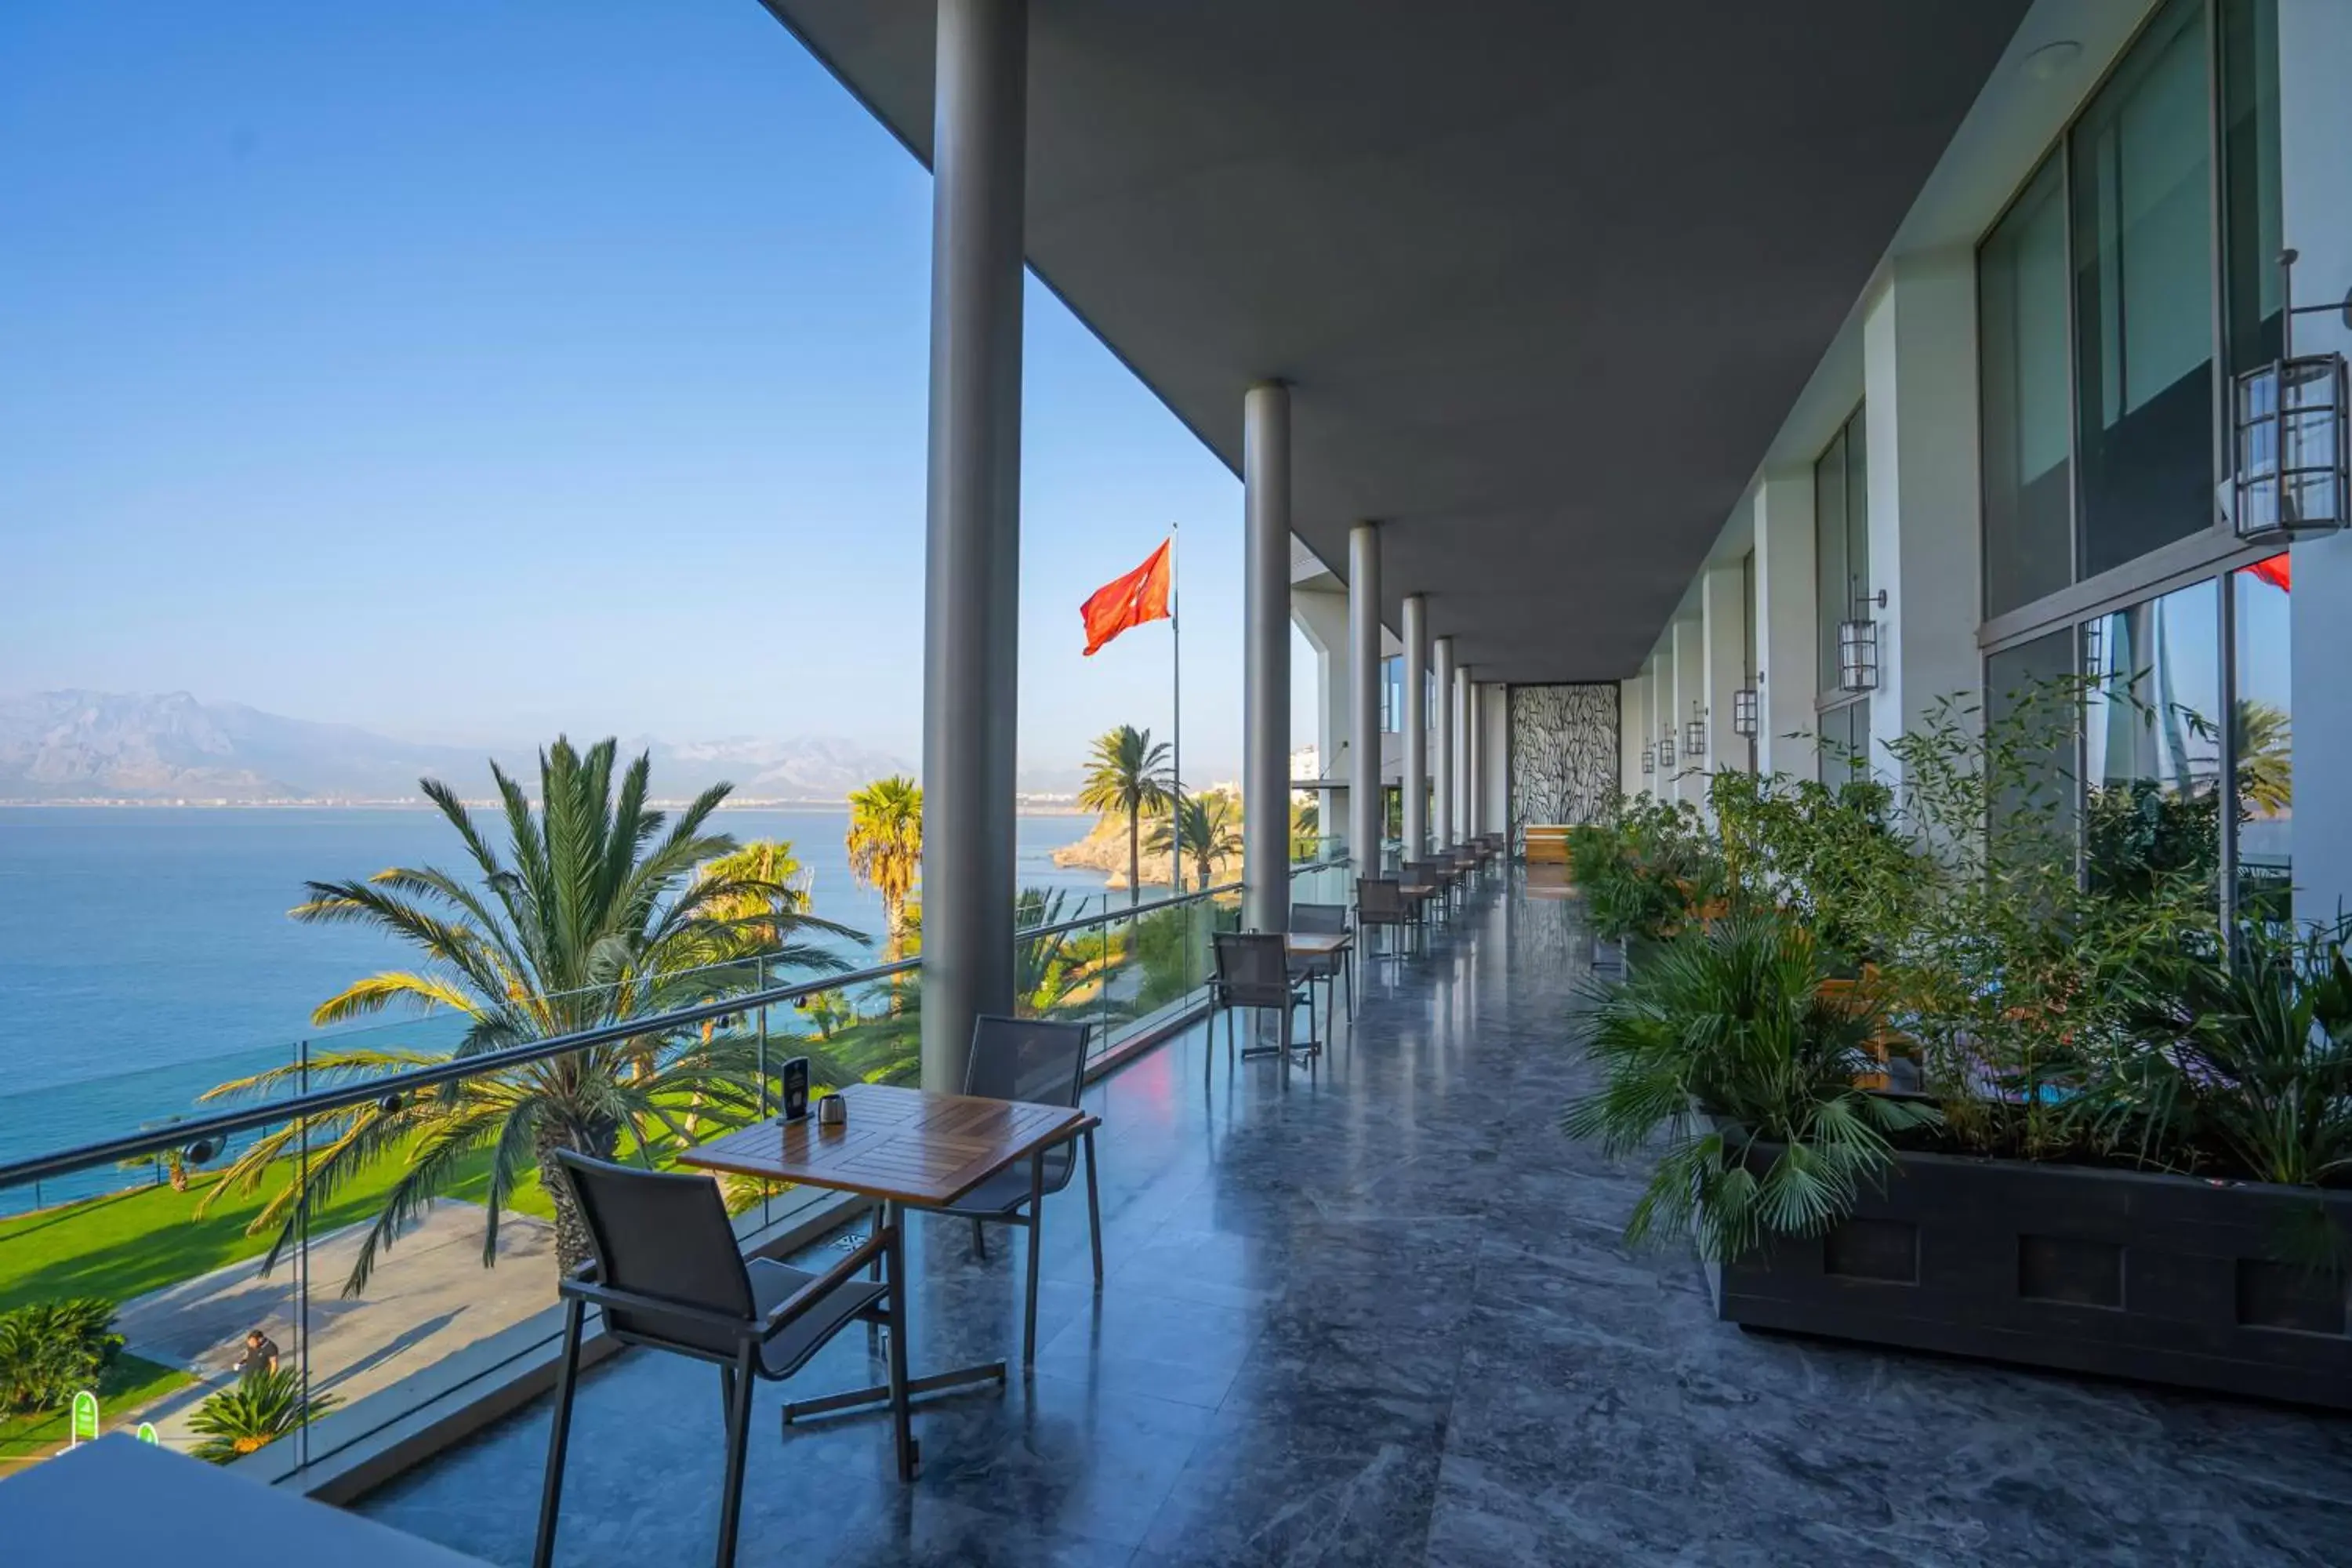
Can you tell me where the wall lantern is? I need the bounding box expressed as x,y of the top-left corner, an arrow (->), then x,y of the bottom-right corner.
1640,742 -> 1656,776
2231,250 -> 2350,546
1732,688 -> 1758,738
1656,731 -> 1675,769
1682,702 -> 1707,760
1837,583 -> 1886,693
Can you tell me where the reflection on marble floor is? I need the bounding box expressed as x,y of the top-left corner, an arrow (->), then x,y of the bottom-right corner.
359,881 -> 2352,1566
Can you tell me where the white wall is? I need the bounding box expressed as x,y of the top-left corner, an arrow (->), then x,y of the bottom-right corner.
1862,248 -> 1985,775
2281,0 -> 2352,921
1619,672 -> 1647,796
1753,469 -> 1820,779
1671,616 -> 1705,808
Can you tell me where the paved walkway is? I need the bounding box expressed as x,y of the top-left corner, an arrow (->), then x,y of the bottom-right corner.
361,880 -> 2352,1566
121,1202 -> 555,1446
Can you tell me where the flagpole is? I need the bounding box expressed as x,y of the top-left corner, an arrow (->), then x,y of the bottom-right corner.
1169,523 -> 1183,895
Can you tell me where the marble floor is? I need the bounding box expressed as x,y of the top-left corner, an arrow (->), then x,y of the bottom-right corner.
360,879 -> 2352,1566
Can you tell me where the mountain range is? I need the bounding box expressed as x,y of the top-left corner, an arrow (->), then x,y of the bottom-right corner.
0,691 -> 917,804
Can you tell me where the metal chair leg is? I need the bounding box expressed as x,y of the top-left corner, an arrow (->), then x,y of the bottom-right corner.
531,1298 -> 586,1568
971,1216 -> 988,1261
713,1345 -> 757,1568
1083,1129 -> 1104,1287
1022,1152 -> 1047,1363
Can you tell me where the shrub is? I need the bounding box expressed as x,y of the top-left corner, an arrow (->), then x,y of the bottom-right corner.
0,1298 -> 125,1414
1563,913 -> 1939,1260
188,1365 -> 339,1464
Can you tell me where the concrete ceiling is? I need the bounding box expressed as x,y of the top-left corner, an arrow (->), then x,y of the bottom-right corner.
759,0 -> 2029,684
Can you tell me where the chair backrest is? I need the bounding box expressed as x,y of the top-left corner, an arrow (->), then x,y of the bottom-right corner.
1214,931 -> 1293,1007
965,1014 -> 1091,1108
553,1150 -> 753,1359
1403,858 -> 1439,886
1356,877 -> 1403,920
1291,902 -> 1348,935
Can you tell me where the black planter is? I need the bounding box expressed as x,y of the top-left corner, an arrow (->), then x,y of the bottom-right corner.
1701,1137 -> 2352,1410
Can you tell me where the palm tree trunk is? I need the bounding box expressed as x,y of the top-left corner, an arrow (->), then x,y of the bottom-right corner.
1127,805 -> 1141,907
534,1116 -> 619,1279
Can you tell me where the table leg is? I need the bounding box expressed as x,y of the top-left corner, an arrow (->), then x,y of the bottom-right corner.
782,1200 -> 1009,1428
1023,1149 -> 1046,1363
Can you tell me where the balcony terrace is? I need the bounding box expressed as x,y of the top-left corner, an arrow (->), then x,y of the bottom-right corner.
351,878 -> 2352,1567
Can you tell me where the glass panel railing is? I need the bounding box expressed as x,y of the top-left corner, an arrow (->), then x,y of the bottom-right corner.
0,884 -> 1256,1483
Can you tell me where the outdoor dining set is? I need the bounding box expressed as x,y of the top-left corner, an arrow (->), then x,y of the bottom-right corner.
531,830 -> 1511,1567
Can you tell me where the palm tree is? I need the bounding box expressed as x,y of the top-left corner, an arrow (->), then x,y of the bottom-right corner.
2238,699 -> 2292,818
198,738 -> 855,1294
846,775 -> 923,956
1148,793 -> 1240,891
698,840 -> 843,969
1290,797 -> 1321,862
1078,725 -> 1173,906
188,1366 -> 339,1464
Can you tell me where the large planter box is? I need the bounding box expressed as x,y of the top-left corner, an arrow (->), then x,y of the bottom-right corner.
1703,1135 -> 2352,1410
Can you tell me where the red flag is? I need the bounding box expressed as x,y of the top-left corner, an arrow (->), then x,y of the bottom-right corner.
1080,539 -> 1172,656
2250,553 -> 2291,592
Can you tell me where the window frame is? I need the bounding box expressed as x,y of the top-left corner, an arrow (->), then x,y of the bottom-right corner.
1968,0 -> 2279,930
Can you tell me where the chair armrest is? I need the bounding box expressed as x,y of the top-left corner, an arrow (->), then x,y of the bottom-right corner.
759,1224 -> 895,1333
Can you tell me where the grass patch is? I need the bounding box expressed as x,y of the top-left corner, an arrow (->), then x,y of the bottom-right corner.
0,1352 -> 191,1462
0,1138 -> 554,1314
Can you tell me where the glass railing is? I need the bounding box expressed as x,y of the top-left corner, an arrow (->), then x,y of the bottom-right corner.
0,883 -> 1239,1480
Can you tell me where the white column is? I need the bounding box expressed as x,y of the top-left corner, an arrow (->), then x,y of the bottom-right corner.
1482,682 -> 1511,841
1401,593 -> 1429,858
1700,564 -> 1748,774
1454,665 -> 1473,842
1862,249 -> 1983,772
2282,0 -> 2352,922
1619,671 -> 1648,796
1752,470 -> 1819,779
1671,617 -> 1705,806
1432,636 -> 1457,848
1458,681 -> 1477,841
920,0 -> 1026,1093
1346,523 -> 1383,877
1242,381 -> 1291,933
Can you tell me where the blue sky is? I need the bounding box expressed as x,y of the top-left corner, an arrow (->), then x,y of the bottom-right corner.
0,0 -> 1316,785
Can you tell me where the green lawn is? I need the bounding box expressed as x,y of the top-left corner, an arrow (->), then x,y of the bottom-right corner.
0,1352 -> 191,1462
0,1139 -> 553,1314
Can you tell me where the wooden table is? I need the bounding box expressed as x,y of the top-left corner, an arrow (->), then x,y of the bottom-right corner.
680,1082 -> 1096,1435
0,1434 -> 488,1565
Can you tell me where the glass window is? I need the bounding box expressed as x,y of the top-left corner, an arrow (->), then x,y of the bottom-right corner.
2233,553 -> 2292,921
2084,579 -> 2222,896
1813,406 -> 1868,695
2220,0 -> 2283,385
2070,0 -> 2216,580
1980,154 -> 2076,616
1987,629 -> 2080,865
1818,699 -> 1870,786
1381,656 -> 1403,734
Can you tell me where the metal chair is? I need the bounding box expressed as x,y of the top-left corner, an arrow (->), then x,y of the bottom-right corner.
1400,858 -> 1448,933
535,1151 -> 910,1568
1210,931 -> 1318,1083
1288,901 -> 1354,1020
1355,876 -> 1414,965
919,1014 -> 1102,1363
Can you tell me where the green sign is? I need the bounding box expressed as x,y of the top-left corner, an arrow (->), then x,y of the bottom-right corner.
69,1390 -> 98,1446
135,1422 -> 160,1445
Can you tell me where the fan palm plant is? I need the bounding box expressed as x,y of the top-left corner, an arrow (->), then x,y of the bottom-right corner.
1147,793 -> 1240,891
188,1366 -> 339,1464
1563,913 -> 1939,1261
197,738 -> 856,1294
1078,725 -> 1172,906
846,775 -> 923,956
